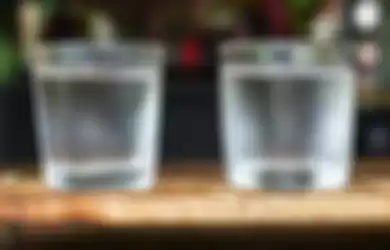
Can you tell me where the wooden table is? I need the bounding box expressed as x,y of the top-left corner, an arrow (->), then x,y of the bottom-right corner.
0,159 -> 390,229
0,159 -> 390,248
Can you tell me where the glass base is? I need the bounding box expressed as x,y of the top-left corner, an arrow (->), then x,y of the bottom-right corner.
44,159 -> 155,190
226,158 -> 350,190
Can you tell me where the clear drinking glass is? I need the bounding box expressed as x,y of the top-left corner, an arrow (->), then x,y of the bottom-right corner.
219,40 -> 356,190
29,41 -> 165,190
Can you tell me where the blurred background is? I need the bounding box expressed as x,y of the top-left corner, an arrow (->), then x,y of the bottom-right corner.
1,0 -> 389,165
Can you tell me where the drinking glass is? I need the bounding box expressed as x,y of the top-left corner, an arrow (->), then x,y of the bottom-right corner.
219,40 -> 356,190
30,41 -> 165,190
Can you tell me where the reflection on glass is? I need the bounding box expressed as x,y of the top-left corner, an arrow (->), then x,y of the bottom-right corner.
30,41 -> 165,190
219,41 -> 356,190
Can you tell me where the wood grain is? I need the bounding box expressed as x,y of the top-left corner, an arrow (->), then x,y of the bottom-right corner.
0,159 -> 390,228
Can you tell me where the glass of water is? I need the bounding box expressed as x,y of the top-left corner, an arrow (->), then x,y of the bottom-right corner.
219,40 -> 356,190
29,41 -> 165,190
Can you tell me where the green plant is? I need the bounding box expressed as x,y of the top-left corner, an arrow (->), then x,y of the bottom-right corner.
0,35 -> 21,85
286,0 -> 322,34
0,0 -> 58,85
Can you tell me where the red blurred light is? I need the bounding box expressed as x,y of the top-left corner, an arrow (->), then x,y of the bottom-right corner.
180,36 -> 202,68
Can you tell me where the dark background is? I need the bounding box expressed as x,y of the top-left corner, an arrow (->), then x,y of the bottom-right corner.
0,0 -> 283,165
1,0 -> 390,166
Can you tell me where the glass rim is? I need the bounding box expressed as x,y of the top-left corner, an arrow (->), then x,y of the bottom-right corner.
27,40 -> 166,67
219,39 -> 348,66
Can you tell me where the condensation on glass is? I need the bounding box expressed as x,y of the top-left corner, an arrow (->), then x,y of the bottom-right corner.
219,40 -> 356,190
30,41 -> 165,190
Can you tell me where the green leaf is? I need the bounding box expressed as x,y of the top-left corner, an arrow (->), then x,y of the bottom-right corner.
41,0 -> 59,20
0,36 -> 18,84
286,0 -> 320,33
0,0 -> 60,85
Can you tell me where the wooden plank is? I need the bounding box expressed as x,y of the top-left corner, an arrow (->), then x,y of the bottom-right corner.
0,160 -> 389,228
